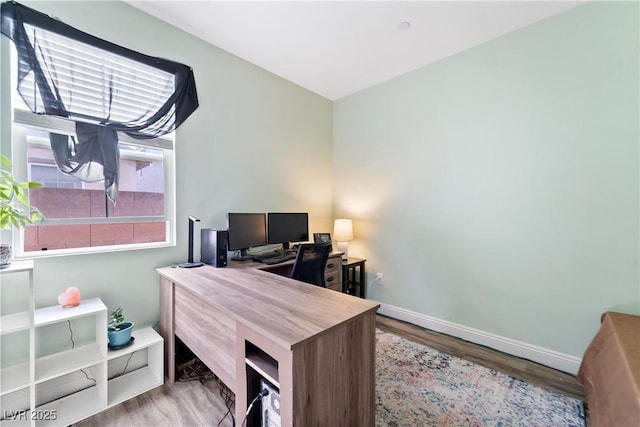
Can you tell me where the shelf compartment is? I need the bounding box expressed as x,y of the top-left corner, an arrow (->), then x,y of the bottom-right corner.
345,281 -> 362,295
0,361 -> 30,396
0,260 -> 33,274
35,385 -> 103,427
245,343 -> 279,388
106,327 -> 163,360
0,312 -> 31,336
107,327 -> 163,406
34,298 -> 106,328
108,366 -> 162,407
34,344 -> 103,384
0,418 -> 31,427
0,386 -> 30,426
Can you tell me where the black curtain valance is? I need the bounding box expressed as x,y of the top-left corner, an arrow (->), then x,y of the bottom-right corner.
1,1 -> 199,203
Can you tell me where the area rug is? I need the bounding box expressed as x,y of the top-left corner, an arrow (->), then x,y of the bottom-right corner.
375,329 -> 585,427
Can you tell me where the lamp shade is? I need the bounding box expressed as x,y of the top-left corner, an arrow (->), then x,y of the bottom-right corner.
333,219 -> 353,241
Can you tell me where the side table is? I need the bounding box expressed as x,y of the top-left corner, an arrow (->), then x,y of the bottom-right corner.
342,257 -> 366,298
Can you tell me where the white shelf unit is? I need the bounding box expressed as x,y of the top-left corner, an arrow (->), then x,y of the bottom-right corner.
1,261 -> 34,427
0,262 -> 163,427
106,327 -> 164,407
0,261 -> 34,336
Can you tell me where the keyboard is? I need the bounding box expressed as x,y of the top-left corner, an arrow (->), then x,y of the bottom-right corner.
261,253 -> 297,265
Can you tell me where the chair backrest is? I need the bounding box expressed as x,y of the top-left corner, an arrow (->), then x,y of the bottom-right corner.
290,242 -> 333,287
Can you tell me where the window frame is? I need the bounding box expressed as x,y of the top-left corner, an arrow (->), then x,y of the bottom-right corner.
10,110 -> 176,259
1,36 -> 177,259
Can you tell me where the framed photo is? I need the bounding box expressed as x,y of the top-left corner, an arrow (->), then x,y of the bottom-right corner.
313,232 -> 331,243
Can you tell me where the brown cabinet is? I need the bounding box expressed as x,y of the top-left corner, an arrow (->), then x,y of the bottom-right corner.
324,253 -> 342,292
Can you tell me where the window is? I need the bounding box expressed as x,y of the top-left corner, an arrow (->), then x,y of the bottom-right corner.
5,47 -> 176,258
0,2 -> 197,257
11,111 -> 175,257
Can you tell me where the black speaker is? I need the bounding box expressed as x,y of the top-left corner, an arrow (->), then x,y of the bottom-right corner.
200,229 -> 228,267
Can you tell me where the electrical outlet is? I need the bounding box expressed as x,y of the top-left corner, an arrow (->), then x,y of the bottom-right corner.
376,273 -> 384,285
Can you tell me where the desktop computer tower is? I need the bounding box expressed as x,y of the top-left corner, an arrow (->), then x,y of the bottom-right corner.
200,229 -> 228,267
261,379 -> 280,427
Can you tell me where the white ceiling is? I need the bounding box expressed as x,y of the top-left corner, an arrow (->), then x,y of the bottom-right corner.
128,1 -> 582,100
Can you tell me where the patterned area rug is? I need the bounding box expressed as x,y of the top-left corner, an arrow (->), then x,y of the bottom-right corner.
375,329 -> 585,427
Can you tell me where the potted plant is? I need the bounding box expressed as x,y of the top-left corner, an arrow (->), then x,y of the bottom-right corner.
0,154 -> 43,268
107,306 -> 134,348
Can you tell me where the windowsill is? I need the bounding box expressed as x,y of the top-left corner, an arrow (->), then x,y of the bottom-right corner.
15,240 -> 175,260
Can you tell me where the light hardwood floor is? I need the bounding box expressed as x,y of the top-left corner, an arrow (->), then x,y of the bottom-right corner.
74,315 -> 585,426
75,370 -> 234,427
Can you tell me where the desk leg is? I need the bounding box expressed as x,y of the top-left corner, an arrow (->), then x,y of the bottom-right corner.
159,277 -> 175,383
360,263 -> 366,298
341,266 -> 347,294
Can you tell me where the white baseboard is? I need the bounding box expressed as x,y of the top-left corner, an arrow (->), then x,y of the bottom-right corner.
377,303 -> 582,375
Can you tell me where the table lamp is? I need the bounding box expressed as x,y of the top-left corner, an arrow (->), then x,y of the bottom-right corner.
333,219 -> 353,260
179,215 -> 204,268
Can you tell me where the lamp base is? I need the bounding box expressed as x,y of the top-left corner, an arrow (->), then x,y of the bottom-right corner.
336,241 -> 349,260
178,262 -> 204,268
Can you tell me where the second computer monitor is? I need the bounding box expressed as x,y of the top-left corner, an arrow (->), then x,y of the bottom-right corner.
227,212 -> 267,261
268,212 -> 309,250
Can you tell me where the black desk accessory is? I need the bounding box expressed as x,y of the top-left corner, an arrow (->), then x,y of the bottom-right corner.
179,215 -> 204,268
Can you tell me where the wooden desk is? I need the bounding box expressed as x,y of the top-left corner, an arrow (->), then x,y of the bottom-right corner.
157,264 -> 379,426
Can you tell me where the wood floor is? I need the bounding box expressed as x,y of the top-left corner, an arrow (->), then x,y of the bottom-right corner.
75,369 -> 234,427
74,315 -> 585,427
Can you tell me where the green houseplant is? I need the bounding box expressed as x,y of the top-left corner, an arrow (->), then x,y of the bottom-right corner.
0,154 -> 43,268
107,306 -> 134,348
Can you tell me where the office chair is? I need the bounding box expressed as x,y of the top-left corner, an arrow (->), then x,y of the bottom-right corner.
290,242 -> 333,287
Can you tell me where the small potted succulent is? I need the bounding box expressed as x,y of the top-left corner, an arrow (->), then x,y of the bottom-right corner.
107,306 -> 134,348
0,154 -> 43,268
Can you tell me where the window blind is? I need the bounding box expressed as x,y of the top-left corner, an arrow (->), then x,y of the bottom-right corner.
18,24 -> 176,134
1,1 -> 198,203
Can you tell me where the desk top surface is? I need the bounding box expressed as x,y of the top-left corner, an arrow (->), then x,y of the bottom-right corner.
225,250 -> 344,270
156,264 -> 379,350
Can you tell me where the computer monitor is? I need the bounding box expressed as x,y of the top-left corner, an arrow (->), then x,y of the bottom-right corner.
267,212 -> 309,250
227,213 -> 267,261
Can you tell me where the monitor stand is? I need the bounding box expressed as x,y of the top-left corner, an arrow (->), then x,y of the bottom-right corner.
282,242 -> 298,253
231,248 -> 252,262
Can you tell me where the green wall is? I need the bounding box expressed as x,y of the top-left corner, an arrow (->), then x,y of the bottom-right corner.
333,1 -> 639,358
0,0 -> 332,357
1,1 -> 638,366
